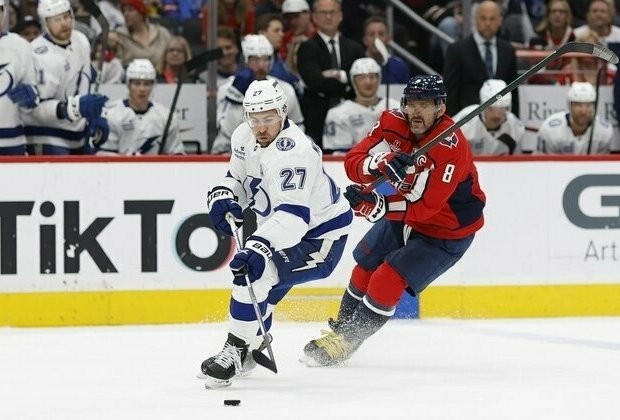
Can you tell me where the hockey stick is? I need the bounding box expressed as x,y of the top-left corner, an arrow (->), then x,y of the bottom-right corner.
586,65 -> 605,155
81,0 -> 110,93
363,42 -> 619,193
159,47 -> 223,154
374,38 -> 391,110
226,214 -> 278,374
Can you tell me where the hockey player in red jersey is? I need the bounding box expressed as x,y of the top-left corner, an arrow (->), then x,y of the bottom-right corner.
301,74 -> 486,366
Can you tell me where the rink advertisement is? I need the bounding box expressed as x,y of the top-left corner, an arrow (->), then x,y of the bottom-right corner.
0,156 -> 619,326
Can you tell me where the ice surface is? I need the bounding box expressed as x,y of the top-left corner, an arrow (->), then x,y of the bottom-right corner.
1,318 -> 619,420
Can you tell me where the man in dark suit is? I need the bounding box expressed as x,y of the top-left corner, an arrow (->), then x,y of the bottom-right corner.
443,0 -> 519,117
297,0 -> 365,146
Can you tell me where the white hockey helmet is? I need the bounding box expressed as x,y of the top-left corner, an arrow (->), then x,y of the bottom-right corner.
350,57 -> 382,82
126,59 -> 157,83
479,79 -> 511,108
567,82 -> 596,103
38,0 -> 73,32
243,79 -> 288,123
241,34 -> 274,62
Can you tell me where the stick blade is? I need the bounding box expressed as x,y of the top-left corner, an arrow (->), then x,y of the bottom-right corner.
252,350 -> 278,373
185,48 -> 224,74
592,44 -> 619,64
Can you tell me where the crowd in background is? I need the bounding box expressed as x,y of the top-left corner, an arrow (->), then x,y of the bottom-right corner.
3,0 -> 620,155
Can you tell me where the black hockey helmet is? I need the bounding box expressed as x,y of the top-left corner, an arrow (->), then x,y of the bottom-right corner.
401,75 -> 447,107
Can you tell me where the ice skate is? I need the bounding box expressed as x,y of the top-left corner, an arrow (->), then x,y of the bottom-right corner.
203,333 -> 248,389
199,333 -> 272,380
300,329 -> 360,367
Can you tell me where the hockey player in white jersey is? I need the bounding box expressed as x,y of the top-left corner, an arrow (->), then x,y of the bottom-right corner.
89,59 -> 184,155
1,0 -> 38,155
22,0 -> 107,155
211,34 -> 304,154
322,57 -> 400,154
538,82 -> 613,154
202,79 -> 352,389
453,79 -> 525,155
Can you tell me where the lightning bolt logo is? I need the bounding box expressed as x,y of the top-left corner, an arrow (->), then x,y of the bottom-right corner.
291,250 -> 325,272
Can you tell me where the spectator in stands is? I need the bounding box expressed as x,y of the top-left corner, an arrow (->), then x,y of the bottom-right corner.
530,0 -> 575,49
297,0 -> 365,145
574,0 -> 620,46
157,36 -> 194,83
280,0 -> 315,60
71,0 -> 103,44
200,0 -> 256,44
538,81 -> 613,154
160,0 -> 205,23
93,39 -> 126,84
528,0 -> 575,84
99,0 -> 126,30
443,0 -> 518,117
198,27 -> 241,86
16,15 -> 42,42
558,31 -> 616,85
453,79 -> 525,155
110,0 -> 172,67
256,13 -> 302,96
362,16 -> 409,84
323,57 -> 400,154
211,34 -> 304,154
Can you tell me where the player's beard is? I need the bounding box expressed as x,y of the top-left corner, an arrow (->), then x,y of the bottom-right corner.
409,110 -> 439,136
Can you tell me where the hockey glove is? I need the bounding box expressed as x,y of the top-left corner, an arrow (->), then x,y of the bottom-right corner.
344,184 -> 386,223
58,94 -> 108,122
207,186 -> 244,236
88,117 -> 110,150
7,84 -> 39,109
367,151 -> 414,184
229,236 -> 273,285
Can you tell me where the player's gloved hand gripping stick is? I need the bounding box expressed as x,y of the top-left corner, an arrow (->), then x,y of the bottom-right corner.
363,42 -> 620,193
226,214 -> 278,374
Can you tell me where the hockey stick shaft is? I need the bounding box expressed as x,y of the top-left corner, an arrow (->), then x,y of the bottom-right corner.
226,214 -> 278,374
587,65 -> 605,155
363,42 -> 619,193
81,0 -> 110,93
159,48 -> 223,154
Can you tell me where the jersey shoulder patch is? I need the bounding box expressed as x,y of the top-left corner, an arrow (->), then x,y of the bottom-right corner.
276,136 -> 295,151
34,45 -> 48,55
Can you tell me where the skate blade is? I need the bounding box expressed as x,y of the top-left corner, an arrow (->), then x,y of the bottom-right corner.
197,369 -> 252,380
204,376 -> 233,389
299,354 -> 347,368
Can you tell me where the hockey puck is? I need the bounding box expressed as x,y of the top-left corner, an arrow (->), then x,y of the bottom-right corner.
224,399 -> 241,406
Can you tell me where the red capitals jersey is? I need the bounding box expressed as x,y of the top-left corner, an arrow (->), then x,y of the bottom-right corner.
344,109 -> 486,239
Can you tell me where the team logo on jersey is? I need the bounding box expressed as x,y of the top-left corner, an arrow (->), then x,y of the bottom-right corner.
416,154 -> 427,167
34,46 -> 48,54
276,137 -> 295,151
0,63 -> 15,97
439,133 -> 458,149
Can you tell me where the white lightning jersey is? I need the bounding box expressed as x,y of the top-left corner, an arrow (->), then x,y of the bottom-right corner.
23,31 -> 93,150
453,104 -> 525,155
537,111 -> 613,154
323,98 -> 400,153
224,120 -> 352,251
211,75 -> 304,154
0,33 -> 36,148
97,99 -> 184,155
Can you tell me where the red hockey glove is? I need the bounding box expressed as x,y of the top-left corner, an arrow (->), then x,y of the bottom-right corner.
344,184 -> 386,223
366,151 -> 414,183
